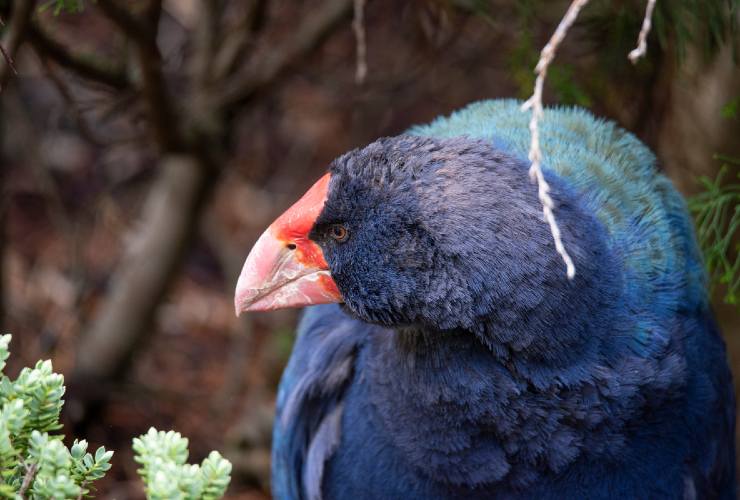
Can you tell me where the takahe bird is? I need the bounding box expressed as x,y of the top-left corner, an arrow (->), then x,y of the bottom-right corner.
234,100 -> 736,499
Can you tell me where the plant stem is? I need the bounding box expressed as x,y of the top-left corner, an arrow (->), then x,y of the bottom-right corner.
18,462 -> 37,499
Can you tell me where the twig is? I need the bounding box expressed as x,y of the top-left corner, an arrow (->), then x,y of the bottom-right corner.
95,0 -> 150,42
0,43 -> 18,79
521,0 -> 589,279
217,0 -> 353,111
192,0 -> 224,90
27,23 -> 130,90
39,55 -> 108,146
352,0 -> 367,84
0,0 -> 36,90
18,463 -> 37,498
628,0 -> 657,64
76,481 -> 87,500
213,0 -> 268,80
97,0 -> 181,151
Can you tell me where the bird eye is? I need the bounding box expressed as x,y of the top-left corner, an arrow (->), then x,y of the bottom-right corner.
329,224 -> 349,242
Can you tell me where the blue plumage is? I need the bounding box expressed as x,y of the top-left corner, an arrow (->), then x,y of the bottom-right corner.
270,100 -> 735,498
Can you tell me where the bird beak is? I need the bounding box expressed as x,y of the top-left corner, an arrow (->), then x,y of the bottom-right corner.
234,173 -> 342,315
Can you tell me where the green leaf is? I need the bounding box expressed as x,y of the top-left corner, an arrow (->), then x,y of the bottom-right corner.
38,0 -> 86,15
200,451 -> 232,500
133,428 -> 232,499
0,335 -> 112,496
721,97 -> 739,119
0,335 -> 10,374
690,160 -> 740,306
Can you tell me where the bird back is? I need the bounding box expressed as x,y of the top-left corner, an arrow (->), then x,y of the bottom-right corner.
410,99 -> 707,356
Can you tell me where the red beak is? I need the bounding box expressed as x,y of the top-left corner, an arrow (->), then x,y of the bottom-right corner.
234,173 -> 342,315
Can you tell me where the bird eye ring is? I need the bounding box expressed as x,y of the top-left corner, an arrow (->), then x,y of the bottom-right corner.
329,224 -> 349,242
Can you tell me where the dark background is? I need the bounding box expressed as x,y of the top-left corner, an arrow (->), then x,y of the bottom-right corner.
1,0 -> 738,497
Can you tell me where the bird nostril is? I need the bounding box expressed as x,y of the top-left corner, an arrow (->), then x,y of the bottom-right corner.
286,243 -> 297,250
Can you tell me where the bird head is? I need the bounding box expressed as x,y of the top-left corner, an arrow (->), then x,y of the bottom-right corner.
235,135 -> 592,335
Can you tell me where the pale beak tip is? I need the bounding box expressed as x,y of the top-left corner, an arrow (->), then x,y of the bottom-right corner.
234,295 -> 243,317
234,267 -> 254,317
234,287 -> 255,317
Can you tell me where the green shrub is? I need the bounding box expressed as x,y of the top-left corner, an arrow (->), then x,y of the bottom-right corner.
133,429 -> 231,500
0,335 -> 232,499
0,334 -> 112,499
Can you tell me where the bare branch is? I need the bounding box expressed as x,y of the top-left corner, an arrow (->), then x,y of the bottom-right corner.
521,0 -> 590,280
521,0 -> 661,278
75,482 -> 87,500
0,0 -> 36,90
97,0 -> 181,150
27,23 -> 130,90
68,1 -> 356,419
74,155 -> 216,383
95,0 -> 150,42
352,0 -> 367,84
217,0 -> 353,112
628,0 -> 657,64
18,463 -> 37,499
212,0 -> 268,80
192,0 -> 224,90
0,43 -> 18,79
39,56 -> 108,146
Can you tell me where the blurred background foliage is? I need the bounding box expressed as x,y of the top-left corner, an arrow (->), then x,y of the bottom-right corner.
690,157 -> 739,305
0,0 -> 738,497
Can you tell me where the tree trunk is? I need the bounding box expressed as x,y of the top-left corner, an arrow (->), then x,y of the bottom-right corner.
72,155 -> 217,385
